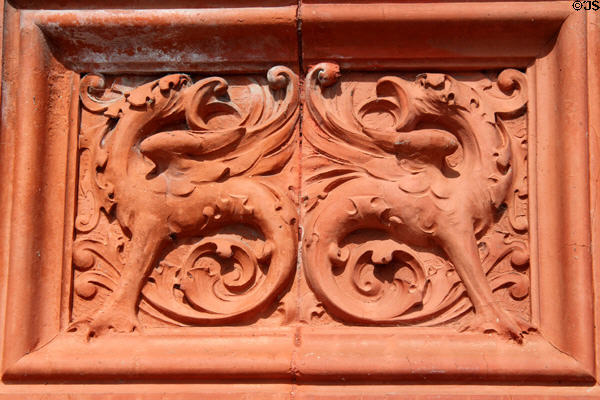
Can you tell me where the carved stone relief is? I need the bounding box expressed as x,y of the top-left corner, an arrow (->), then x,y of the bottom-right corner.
301,63 -> 532,341
69,63 -> 532,342
71,67 -> 300,336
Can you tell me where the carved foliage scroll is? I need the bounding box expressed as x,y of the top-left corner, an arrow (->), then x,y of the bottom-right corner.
72,68 -> 299,336
302,64 -> 531,341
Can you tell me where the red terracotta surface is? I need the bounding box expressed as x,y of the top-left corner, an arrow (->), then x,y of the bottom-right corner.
0,1 -> 599,398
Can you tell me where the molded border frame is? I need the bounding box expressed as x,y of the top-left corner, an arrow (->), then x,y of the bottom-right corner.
0,0 -> 597,392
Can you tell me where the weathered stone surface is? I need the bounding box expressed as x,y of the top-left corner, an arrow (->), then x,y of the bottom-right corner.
0,1 -> 598,398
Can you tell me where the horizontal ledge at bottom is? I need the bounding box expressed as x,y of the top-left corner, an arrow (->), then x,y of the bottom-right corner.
4,329 -> 295,382
3,327 -> 594,384
296,328 -> 595,383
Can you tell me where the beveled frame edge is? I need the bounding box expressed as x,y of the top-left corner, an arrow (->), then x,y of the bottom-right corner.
299,1 -> 574,71
588,9 -> 600,382
29,7 -> 299,74
0,1 -> 596,386
531,9 -> 595,376
0,6 -> 80,374
0,328 -> 593,383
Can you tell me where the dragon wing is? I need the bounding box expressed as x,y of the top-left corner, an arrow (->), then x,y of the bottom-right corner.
137,66 -> 299,185
304,63 -> 458,203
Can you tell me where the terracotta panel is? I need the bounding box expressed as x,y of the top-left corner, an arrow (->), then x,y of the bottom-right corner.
0,1 -> 599,398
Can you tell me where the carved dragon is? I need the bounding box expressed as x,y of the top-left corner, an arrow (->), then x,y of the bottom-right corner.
303,63 -> 532,341
71,67 -> 299,337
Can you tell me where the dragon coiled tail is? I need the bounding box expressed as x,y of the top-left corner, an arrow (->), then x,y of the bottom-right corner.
302,180 -> 433,324
302,178 -> 485,326
142,178 -> 298,325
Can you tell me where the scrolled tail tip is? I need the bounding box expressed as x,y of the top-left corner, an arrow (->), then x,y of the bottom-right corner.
267,65 -> 296,90
312,62 -> 341,88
